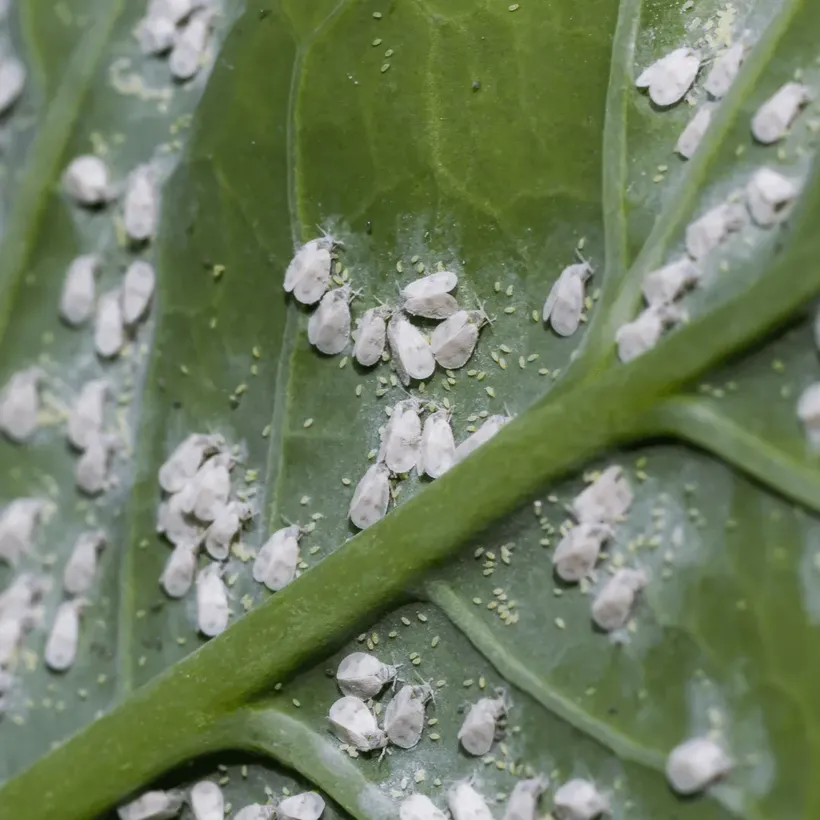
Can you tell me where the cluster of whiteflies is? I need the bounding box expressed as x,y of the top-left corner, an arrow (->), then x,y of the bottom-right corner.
118,780 -> 325,820
136,0 -> 215,82
622,43 -> 814,362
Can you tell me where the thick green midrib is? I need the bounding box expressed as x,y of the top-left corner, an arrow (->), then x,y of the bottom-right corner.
0,2 -> 126,345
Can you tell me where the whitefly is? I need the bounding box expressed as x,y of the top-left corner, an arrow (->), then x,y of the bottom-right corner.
60,254 -> 100,326
387,312 -> 436,385
591,567 -> 648,631
160,542 -> 199,599
95,289 -> 126,359
234,805 -> 275,820
685,202 -> 745,261
400,795 -> 448,820
447,782 -> 494,820
336,651 -> 398,698
0,366 -> 43,444
552,522 -> 612,583
543,260 -> 592,337
401,270 -> 458,300
122,260 -> 156,326
641,258 -> 700,307
418,408 -> 455,479
746,166 -> 801,227
253,524 -> 301,591
751,82 -> 812,144
63,155 -> 111,207
117,789 -> 186,820
190,781 -> 224,820
384,683 -> 433,748
675,104 -> 713,160
157,490 -> 202,548
63,529 -> 107,596
158,432 -> 223,493
572,465 -> 633,525
124,165 -> 159,244
308,285 -> 353,356
552,779 -> 609,820
284,236 -> 335,305
0,498 -> 48,567
278,792 -> 326,820
797,383 -> 820,448
45,599 -> 84,672
170,10 -> 212,81
75,433 -> 117,496
0,572 -> 50,622
204,500 -> 253,561
349,462 -> 391,530
196,563 -> 229,637
458,695 -> 506,756
178,452 -> 233,523
502,776 -> 549,820
68,379 -> 109,451
353,305 -> 390,367
378,399 -> 422,474
704,41 -> 745,99
635,47 -> 700,107
136,14 -> 177,56
430,309 -> 487,369
666,736 -> 732,795
615,303 -> 686,363
328,695 -> 388,752
454,414 -> 510,464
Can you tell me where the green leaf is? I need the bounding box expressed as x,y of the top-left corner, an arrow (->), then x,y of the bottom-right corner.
1,0 -> 820,819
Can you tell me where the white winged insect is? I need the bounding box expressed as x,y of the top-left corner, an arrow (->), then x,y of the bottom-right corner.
379,399 -> 422,474
797,383 -> 820,447
454,414 -> 510,464
190,781 -> 224,820
666,737 -> 733,795
136,14 -> 176,55
384,683 -> 433,749
177,452 -> 233,523
615,304 -> 686,363
751,82 -> 812,144
160,542 -> 199,599
0,55 -> 25,116
418,408 -> 455,479
552,779 -> 609,820
158,433 -> 223,493
196,563 -> 229,637
336,652 -> 398,698
234,805 -> 275,820
284,235 -> 337,305
447,782 -> 494,820
572,465 -> 633,525
0,366 -> 43,443
349,462 -> 391,530
458,695 -> 506,756
278,792 -> 325,820
122,260 -> 156,326
67,379 -> 108,451
503,776 -> 549,820
0,498 -> 48,567
308,285 -> 353,356
635,47 -> 700,107
157,490 -> 202,548
591,567 -> 648,631
253,524 -> 300,591
400,795 -> 448,820
170,10 -> 212,81
387,312 -> 436,385
124,165 -> 159,244
552,523 -> 612,582
63,155 -> 111,207
746,166 -> 801,227
641,258 -> 700,306
328,695 -> 388,752
117,790 -> 186,820
60,254 -> 100,326
704,42 -> 745,99
400,270 -> 460,320
685,202 -> 745,260
675,105 -> 713,160
63,530 -> 107,595
0,572 -> 50,622
353,305 -> 390,367
45,599 -> 84,672
75,433 -> 117,495
543,259 -> 592,336
95,289 -> 126,359
430,309 -> 488,369
203,500 -> 253,561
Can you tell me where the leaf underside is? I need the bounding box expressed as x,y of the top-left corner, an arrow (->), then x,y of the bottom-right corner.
1,0 -> 820,819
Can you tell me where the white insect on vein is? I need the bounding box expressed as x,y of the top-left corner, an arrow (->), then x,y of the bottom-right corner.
591,567 -> 648,631
253,524 -> 301,591
328,695 -> 388,752
458,694 -> 507,756
349,462 -> 391,530
641,258 -> 700,307
196,563 -> 229,637
552,522 -> 612,582
704,41 -> 745,99
170,9 -> 213,82
635,47 -> 700,107
308,285 -> 353,356
336,651 -> 398,698
379,399 -> 422,474
122,260 -> 157,326
751,81 -> 812,144
454,414 -> 511,463
0,366 -> 43,443
675,105 -> 713,160
203,500 -> 253,561
124,164 -> 159,244
666,736 -> 733,795
745,166 -> 801,227
63,530 -> 107,595
95,289 -> 126,359
552,779 -> 609,820
384,683 -> 433,748
387,312 -> 436,385
45,599 -> 84,672
418,407 -> 455,479
68,379 -> 109,451
60,254 -> 100,326
684,202 -> 745,261
615,303 -> 686,363
543,257 -> 593,336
